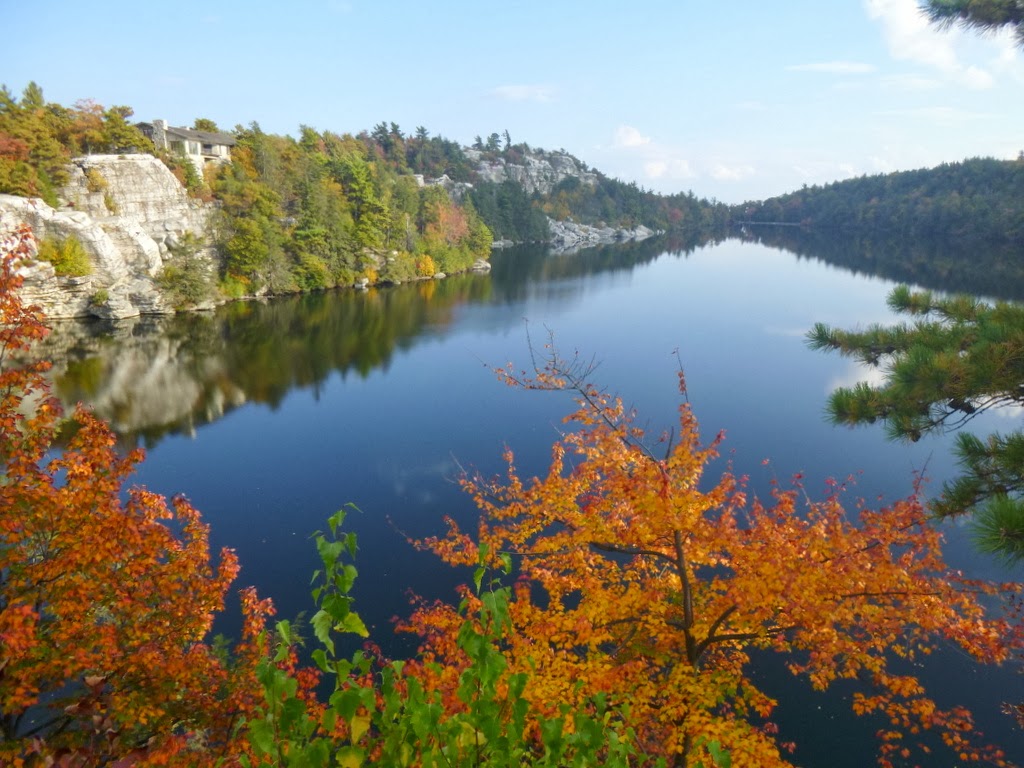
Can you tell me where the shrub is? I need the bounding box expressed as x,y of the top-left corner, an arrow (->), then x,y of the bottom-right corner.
293,252 -> 332,291
219,273 -> 249,299
158,151 -> 206,198
84,167 -> 108,193
36,234 -> 92,277
416,254 -> 437,277
158,232 -> 216,309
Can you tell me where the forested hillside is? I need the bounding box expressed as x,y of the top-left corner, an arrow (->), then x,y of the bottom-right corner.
737,156 -> 1024,245
0,82 -> 727,302
353,127 -> 731,237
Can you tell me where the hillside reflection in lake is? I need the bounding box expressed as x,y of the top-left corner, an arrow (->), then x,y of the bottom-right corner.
41,237 -> 1023,767
742,224 -> 1024,301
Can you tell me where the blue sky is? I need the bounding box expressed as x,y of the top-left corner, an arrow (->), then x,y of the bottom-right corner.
5,0 -> 1023,203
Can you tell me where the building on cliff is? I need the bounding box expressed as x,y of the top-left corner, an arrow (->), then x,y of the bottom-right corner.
137,120 -> 235,174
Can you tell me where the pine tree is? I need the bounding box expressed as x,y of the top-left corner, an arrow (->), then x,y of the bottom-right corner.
808,286 -> 1024,562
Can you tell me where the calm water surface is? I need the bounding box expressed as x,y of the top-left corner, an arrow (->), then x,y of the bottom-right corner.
45,237 -> 1023,766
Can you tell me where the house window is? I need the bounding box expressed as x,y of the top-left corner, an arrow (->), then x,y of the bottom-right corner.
188,142 -> 200,155
170,140 -> 185,155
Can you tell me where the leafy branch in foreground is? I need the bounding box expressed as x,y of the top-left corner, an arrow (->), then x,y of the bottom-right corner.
922,0 -> 1024,47
241,507 -> 658,768
1,224 -> 272,766
808,285 -> 1024,563
401,340 -> 1020,767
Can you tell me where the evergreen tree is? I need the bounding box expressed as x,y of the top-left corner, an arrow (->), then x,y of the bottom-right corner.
808,286 -> 1024,562
923,0 -> 1024,45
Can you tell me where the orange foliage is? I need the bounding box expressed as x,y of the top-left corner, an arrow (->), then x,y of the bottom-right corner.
0,133 -> 31,162
0,225 -> 271,766
403,348 -> 1022,767
424,196 -> 469,247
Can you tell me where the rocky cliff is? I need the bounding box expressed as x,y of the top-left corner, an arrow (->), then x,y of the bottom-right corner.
0,154 -> 216,319
547,219 -> 659,252
464,147 -> 599,196
460,147 -> 662,248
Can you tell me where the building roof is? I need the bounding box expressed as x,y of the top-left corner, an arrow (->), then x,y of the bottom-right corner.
137,121 -> 236,147
164,125 -> 237,147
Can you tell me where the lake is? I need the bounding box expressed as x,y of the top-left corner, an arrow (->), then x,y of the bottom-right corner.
41,234 -> 1024,766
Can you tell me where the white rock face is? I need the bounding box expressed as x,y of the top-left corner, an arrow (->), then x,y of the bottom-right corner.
465,148 -> 599,196
547,218 -> 660,252
0,154 -> 217,319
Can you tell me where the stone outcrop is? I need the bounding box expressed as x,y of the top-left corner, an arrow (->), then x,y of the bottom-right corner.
460,147 -> 663,251
417,173 -> 473,202
464,148 -> 599,196
547,219 -> 660,252
0,154 -> 217,319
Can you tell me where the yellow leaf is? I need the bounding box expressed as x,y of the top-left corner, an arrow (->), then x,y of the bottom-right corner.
349,713 -> 371,743
337,745 -> 364,768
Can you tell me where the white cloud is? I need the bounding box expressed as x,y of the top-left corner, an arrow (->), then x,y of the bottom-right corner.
869,155 -> 895,173
864,0 -> 996,88
598,129 -> 736,191
664,158 -> 697,179
962,65 -> 995,89
490,84 -> 555,102
828,361 -> 888,393
614,125 -> 652,148
994,403 -> 1024,421
711,163 -> 755,181
644,160 -> 667,178
787,61 -> 876,74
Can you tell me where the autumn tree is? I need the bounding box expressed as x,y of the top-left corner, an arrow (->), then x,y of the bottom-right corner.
0,225 -> 270,765
65,99 -> 106,155
417,186 -> 492,273
0,83 -> 71,204
402,345 -> 1022,768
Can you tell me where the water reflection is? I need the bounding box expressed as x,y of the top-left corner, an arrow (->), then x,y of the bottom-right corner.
35,230 -> 1024,454
740,225 -> 1024,300
42,274 -> 494,446
42,235 -> 729,446
38,230 -> 1024,446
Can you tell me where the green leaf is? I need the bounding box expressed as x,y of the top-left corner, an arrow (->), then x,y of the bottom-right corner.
339,612 -> 369,638
312,609 -> 336,655
248,719 -> 275,756
312,648 -> 331,673
331,687 -> 365,720
707,740 -> 731,768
